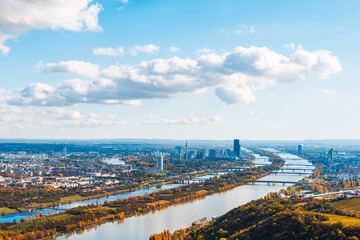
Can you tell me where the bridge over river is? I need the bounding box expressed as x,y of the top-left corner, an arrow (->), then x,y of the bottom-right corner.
56,149 -> 314,240
270,171 -> 310,175
246,180 -> 299,185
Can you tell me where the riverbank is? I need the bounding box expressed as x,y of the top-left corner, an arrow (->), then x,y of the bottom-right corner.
1,169 -> 224,218
58,150 -> 312,240
0,150 -> 283,240
159,195 -> 360,240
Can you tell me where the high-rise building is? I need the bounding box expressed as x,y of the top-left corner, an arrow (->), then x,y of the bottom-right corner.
209,149 -> 216,159
156,153 -> 164,171
63,147 -> 67,157
196,149 -> 205,159
226,149 -> 236,158
234,139 -> 241,159
188,150 -> 196,159
298,145 -> 302,155
328,148 -> 333,168
174,146 -> 182,158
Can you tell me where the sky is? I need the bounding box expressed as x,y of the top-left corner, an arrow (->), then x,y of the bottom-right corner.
0,0 -> 359,140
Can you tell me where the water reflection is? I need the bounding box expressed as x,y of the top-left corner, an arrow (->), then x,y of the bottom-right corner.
57,149 -> 314,240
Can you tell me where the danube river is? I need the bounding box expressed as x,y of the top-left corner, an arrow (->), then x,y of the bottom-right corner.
57,149 -> 314,240
0,169 -> 223,223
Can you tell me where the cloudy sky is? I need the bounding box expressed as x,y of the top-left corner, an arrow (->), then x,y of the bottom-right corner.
0,0 -> 358,140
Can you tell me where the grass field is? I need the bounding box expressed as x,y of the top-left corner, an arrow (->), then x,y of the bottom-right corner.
330,198 -> 360,213
30,202 -> 57,208
322,213 -> 360,226
8,214 -> 71,231
59,195 -> 85,203
0,207 -> 18,215
30,195 -> 86,208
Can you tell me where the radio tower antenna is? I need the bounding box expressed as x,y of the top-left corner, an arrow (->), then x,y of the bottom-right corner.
185,137 -> 188,161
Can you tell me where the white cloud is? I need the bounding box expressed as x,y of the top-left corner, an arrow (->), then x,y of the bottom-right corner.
129,44 -> 160,56
0,101 -> 126,129
234,30 -> 245,34
93,47 -> 125,56
250,26 -> 256,33
284,42 -> 296,49
82,119 -> 126,127
168,46 -> 180,52
0,105 -> 33,122
8,45 -> 342,106
215,83 -> 256,104
117,0 -> 128,11
0,0 -> 103,55
318,88 -> 335,95
58,112 -> 126,128
195,48 -> 214,55
44,60 -> 100,78
0,114 -> 21,122
0,0 -> 102,33
123,100 -> 142,106
248,110 -> 255,115
0,32 -> 14,55
40,107 -> 126,127
60,111 -> 82,120
15,124 -> 36,130
143,116 -> 221,125
234,25 -> 256,35
43,107 -> 82,120
15,124 -> 25,130
268,92 -> 278,97
40,120 -> 51,126
0,88 -> 11,103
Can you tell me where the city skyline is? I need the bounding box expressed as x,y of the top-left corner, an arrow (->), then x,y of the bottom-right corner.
0,0 -> 359,140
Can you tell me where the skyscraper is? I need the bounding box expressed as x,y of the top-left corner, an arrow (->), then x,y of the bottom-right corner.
156,153 -> 164,171
209,149 -> 216,159
234,139 -> 240,159
174,146 -> 182,158
328,148 -> 333,168
298,145 -> 302,155
196,149 -> 205,159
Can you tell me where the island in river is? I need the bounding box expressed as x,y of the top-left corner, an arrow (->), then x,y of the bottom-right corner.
0,148 -> 287,240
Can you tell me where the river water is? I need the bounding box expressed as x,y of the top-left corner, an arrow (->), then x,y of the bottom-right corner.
56,149 -> 314,240
0,170 -> 224,223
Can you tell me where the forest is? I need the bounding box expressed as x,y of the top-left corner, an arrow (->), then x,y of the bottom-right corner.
159,196 -> 360,240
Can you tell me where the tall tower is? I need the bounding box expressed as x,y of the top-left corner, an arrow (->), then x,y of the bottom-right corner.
234,139 -> 240,159
298,145 -> 302,155
156,153 -> 164,171
328,148 -> 333,169
185,139 -> 188,161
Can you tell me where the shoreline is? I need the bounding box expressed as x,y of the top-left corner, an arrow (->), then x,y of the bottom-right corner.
53,155 -> 284,239
0,170 -> 224,218
1,150 -> 288,240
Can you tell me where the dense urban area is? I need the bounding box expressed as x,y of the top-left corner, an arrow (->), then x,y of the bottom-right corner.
0,139 -> 360,239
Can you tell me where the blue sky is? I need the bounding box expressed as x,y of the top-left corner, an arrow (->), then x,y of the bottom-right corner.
0,0 -> 358,140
